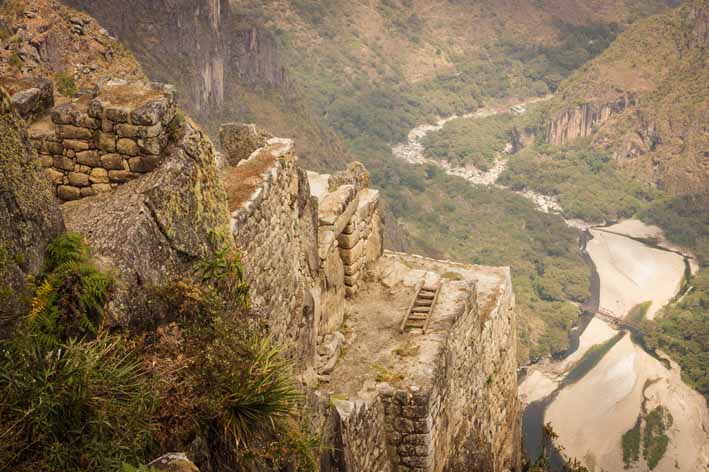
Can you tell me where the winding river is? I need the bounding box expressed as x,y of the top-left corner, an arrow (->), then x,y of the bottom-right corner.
392,102 -> 709,471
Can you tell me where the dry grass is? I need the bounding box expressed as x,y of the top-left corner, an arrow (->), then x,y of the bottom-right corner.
222,149 -> 277,211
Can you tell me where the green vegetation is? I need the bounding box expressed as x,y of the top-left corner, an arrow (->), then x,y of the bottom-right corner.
423,114 -> 513,170
564,332 -> 625,385
632,193 -> 709,403
621,417 -> 641,468
640,270 -> 709,403
0,234 -> 318,471
627,301 -> 652,323
0,235 -> 154,471
643,406 -> 672,470
375,163 -> 590,362
55,71 -> 77,97
500,143 -> 659,222
0,334 -> 158,471
28,233 -> 113,347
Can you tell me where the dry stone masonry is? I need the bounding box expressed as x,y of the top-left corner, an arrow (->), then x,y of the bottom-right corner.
222,126 -> 520,471
24,78 -> 176,201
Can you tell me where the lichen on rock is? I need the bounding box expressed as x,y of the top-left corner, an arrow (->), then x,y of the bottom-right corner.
0,85 -> 64,333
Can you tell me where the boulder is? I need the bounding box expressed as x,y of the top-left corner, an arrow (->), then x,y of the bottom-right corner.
0,86 -> 65,334
219,122 -> 271,167
148,453 -> 200,472
62,118 -> 235,327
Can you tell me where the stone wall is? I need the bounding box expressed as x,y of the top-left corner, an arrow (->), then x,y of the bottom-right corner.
226,137 -> 320,372
28,78 -> 176,201
224,138 -> 384,372
319,252 -> 521,472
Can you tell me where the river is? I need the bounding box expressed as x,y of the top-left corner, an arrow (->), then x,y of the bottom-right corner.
391,102 -> 709,471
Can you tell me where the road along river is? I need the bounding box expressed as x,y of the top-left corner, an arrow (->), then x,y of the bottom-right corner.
392,104 -> 709,471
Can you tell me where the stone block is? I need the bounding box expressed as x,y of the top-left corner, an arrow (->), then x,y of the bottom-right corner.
45,168 -> 64,184
73,114 -> 100,130
55,124 -> 94,140
52,155 -> 74,171
130,100 -> 167,125
44,140 -> 64,155
117,138 -> 139,156
101,119 -> 115,133
108,170 -> 138,183
80,187 -> 96,198
62,139 -> 90,152
128,155 -> 160,173
138,136 -> 164,155
340,239 -> 364,265
105,107 -> 129,123
343,258 -> 362,276
67,172 -> 90,187
344,272 -> 360,287
338,229 -> 360,249
39,154 -> 53,168
92,183 -> 112,193
64,149 -> 76,158
100,153 -> 124,170
116,123 -> 162,139
89,168 -> 109,184
57,185 -> 81,201
97,132 -> 116,152
76,150 -> 100,167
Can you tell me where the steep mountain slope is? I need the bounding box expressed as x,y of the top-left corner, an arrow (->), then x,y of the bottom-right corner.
0,0 -> 145,93
546,0 -> 708,194
55,0 -> 679,364
61,0 -> 675,169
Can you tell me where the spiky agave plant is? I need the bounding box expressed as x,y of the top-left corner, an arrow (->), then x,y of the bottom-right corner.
202,322 -> 302,449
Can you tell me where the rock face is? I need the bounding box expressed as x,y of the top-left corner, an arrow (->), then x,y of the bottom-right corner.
545,0 -> 709,195
219,122 -> 271,166
62,0 -> 290,116
62,117 -> 233,327
0,77 -> 54,122
0,86 -> 64,333
545,94 -> 635,146
0,0 -> 145,92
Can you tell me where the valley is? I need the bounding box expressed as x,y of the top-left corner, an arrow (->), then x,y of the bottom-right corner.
394,100 -> 709,470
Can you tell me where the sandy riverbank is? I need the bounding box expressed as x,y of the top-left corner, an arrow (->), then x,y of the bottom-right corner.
586,228 -> 685,320
546,334 -> 709,471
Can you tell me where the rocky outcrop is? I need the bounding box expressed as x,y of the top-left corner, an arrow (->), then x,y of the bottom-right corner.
0,77 -> 54,121
0,85 -> 64,333
219,122 -> 271,166
545,94 -> 636,146
62,117 -> 233,327
0,0 -> 145,92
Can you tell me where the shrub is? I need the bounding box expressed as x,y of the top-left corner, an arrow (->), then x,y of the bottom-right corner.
28,233 -> 112,347
200,320 -> 302,449
55,71 -> 77,97
0,334 -> 158,471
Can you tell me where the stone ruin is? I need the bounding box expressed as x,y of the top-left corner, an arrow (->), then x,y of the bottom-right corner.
3,76 -> 177,202
220,126 -> 521,471
1,73 -> 521,470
